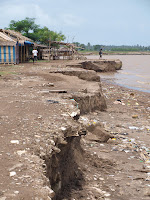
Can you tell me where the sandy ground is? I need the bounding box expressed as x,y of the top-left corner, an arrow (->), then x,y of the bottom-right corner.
0,61 -> 150,200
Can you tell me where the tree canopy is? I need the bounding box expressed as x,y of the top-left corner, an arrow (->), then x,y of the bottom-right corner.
8,18 -> 39,35
7,17 -> 66,45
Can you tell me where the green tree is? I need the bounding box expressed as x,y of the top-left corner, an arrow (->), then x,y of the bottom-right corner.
87,42 -> 91,51
73,42 -> 81,47
36,27 -> 65,45
8,17 -> 39,36
80,44 -> 85,50
7,18 -> 66,45
93,45 -> 101,51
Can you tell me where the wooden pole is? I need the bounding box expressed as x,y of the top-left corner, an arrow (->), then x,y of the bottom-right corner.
26,45 -> 27,57
21,44 -> 22,63
16,41 -> 19,64
23,45 -> 25,62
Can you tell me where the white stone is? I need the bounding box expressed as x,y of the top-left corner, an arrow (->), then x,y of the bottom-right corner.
10,171 -> 16,177
14,191 -> 19,194
61,127 -> 66,131
10,140 -> 19,144
104,193 -> 111,197
17,150 -> 26,156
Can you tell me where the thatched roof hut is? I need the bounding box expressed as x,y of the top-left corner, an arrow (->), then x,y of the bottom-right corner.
0,31 -> 16,64
41,40 -> 79,60
0,31 -> 16,46
0,29 -> 40,64
0,29 -> 33,44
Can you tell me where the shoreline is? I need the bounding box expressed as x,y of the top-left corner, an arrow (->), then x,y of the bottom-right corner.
80,52 -> 150,56
101,77 -> 150,94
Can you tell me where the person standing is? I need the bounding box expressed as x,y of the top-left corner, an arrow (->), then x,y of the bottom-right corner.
32,48 -> 38,63
99,49 -> 102,58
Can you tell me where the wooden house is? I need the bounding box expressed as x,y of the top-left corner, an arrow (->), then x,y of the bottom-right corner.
0,29 -> 36,64
41,41 -> 78,60
0,31 -> 16,64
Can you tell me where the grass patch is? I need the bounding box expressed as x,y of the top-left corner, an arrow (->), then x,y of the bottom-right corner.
0,71 -> 17,76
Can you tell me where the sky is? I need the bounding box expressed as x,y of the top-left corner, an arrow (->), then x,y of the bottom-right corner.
0,0 -> 150,46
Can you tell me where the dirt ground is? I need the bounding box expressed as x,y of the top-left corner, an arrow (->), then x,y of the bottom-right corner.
0,61 -> 150,200
77,81 -> 150,200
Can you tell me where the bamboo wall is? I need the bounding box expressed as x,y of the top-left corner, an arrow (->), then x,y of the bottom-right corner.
0,46 -> 16,64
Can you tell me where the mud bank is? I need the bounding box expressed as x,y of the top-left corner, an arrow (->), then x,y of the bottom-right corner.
49,68 -> 100,82
67,59 -> 122,72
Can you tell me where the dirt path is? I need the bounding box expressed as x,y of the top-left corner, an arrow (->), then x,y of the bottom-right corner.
0,61 -> 150,200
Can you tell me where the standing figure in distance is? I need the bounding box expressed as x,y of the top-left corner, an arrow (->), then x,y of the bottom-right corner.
99,48 -> 102,58
32,48 -> 38,63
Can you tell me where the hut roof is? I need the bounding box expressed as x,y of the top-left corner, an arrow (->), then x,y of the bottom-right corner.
0,32 -> 15,42
58,46 -> 73,52
51,41 -> 76,48
0,29 -> 32,42
0,29 -> 47,48
0,31 -> 16,46
0,29 -> 38,46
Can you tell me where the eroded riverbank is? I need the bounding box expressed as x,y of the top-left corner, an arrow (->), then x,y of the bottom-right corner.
87,55 -> 150,93
0,60 -> 150,200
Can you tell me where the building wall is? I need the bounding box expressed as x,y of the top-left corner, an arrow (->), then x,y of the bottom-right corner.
0,46 -> 16,64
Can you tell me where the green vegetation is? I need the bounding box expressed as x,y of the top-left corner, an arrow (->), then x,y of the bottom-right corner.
73,42 -> 150,53
7,17 -> 66,45
111,47 -> 147,52
0,71 -> 17,76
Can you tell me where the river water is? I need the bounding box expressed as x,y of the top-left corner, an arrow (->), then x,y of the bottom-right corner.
87,55 -> 150,93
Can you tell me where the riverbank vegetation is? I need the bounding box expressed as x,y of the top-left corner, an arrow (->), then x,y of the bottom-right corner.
73,42 -> 150,53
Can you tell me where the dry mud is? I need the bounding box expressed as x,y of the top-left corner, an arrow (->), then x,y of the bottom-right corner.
0,60 -> 150,200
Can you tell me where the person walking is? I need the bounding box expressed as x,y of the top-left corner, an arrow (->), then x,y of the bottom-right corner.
32,48 -> 38,63
99,49 -> 102,58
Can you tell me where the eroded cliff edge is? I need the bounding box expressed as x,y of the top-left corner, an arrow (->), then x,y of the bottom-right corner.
0,60 -> 110,200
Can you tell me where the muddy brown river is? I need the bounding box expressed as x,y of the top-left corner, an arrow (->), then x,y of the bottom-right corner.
87,55 -> 150,93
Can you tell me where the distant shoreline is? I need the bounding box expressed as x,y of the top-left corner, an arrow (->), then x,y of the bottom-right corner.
104,52 -> 150,55
79,51 -> 150,56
